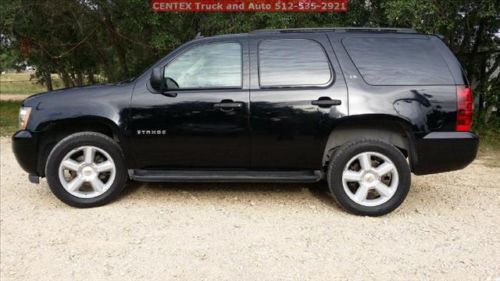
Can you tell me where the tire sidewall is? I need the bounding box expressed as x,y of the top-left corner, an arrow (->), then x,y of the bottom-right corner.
328,140 -> 411,216
46,132 -> 127,208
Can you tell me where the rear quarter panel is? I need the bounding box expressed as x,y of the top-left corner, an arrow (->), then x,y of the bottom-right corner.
327,33 -> 458,136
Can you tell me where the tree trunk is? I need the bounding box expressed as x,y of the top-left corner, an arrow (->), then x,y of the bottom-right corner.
76,71 -> 84,86
45,72 -> 53,91
99,6 -> 129,80
477,56 -> 487,114
60,72 -> 73,88
88,71 -> 96,84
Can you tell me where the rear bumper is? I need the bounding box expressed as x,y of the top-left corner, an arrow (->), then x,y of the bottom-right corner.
12,130 -> 39,176
412,132 -> 479,175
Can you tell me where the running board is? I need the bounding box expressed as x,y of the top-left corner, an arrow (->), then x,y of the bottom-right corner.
130,170 -> 323,183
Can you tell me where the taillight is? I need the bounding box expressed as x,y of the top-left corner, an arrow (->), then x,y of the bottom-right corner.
456,86 -> 473,132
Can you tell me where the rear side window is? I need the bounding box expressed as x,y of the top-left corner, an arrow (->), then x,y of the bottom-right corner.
343,37 -> 453,85
258,39 -> 332,87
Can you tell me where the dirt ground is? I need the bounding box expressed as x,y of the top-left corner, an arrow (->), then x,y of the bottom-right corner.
0,94 -> 30,101
0,137 -> 499,280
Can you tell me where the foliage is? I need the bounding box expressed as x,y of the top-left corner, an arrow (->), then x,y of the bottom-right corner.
0,46 -> 19,72
0,100 -> 21,136
475,113 -> 500,147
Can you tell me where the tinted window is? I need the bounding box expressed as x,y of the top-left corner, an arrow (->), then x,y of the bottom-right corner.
164,42 -> 242,89
258,39 -> 332,87
343,37 -> 453,85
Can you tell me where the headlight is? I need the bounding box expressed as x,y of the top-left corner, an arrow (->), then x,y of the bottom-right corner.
19,107 -> 32,130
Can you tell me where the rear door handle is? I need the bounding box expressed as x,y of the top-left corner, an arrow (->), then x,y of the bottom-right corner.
311,98 -> 342,108
213,100 -> 243,110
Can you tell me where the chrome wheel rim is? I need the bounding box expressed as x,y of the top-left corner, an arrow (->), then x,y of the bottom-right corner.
58,146 -> 116,198
342,151 -> 399,207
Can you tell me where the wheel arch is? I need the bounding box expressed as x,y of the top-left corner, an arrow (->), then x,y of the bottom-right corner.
322,115 -> 417,169
36,117 -> 130,176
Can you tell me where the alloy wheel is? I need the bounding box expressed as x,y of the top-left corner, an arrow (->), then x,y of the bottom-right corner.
341,151 -> 399,207
58,146 -> 116,198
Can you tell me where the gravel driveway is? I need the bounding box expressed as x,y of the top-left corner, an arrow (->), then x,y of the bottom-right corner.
1,137 -> 499,280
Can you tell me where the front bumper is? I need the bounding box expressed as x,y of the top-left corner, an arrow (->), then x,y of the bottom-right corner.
12,130 -> 39,176
412,132 -> 479,175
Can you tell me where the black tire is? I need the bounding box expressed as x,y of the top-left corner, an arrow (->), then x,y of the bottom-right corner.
327,139 -> 411,216
45,132 -> 128,208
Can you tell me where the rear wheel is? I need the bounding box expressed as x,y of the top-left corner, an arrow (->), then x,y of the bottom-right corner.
327,139 -> 411,216
45,132 -> 128,207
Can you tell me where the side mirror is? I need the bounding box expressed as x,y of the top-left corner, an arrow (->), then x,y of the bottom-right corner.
150,67 -> 164,91
165,77 -> 179,89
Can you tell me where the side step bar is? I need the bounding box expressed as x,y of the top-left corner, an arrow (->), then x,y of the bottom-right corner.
130,170 -> 323,183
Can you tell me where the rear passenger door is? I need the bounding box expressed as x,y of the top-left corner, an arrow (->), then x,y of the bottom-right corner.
249,33 -> 348,170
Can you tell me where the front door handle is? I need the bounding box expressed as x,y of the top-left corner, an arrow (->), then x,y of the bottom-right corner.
213,100 -> 243,110
311,98 -> 342,108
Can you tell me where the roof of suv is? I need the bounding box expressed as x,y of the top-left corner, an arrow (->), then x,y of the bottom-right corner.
194,27 -> 420,41
251,27 -> 417,34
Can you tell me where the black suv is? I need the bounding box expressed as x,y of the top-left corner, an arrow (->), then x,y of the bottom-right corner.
13,28 -> 479,216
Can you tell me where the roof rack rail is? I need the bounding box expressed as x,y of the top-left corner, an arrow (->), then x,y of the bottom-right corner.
251,27 -> 417,34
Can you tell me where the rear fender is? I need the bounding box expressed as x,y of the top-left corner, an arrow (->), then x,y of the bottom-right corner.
322,115 -> 417,169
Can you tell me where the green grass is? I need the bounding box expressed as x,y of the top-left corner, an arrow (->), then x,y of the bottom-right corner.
476,125 -> 500,148
474,115 -> 500,148
475,122 -> 500,167
0,73 -> 64,95
0,101 -> 21,136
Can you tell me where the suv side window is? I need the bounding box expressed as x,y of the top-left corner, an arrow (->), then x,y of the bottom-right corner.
342,37 -> 454,85
258,39 -> 332,87
164,42 -> 242,89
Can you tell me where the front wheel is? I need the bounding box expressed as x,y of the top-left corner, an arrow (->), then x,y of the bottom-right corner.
327,139 -> 411,216
45,132 -> 128,207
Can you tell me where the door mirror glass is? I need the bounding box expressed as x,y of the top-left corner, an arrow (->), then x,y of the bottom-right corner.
165,77 -> 179,90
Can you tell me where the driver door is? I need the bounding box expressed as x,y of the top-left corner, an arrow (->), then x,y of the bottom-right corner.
128,40 -> 250,169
